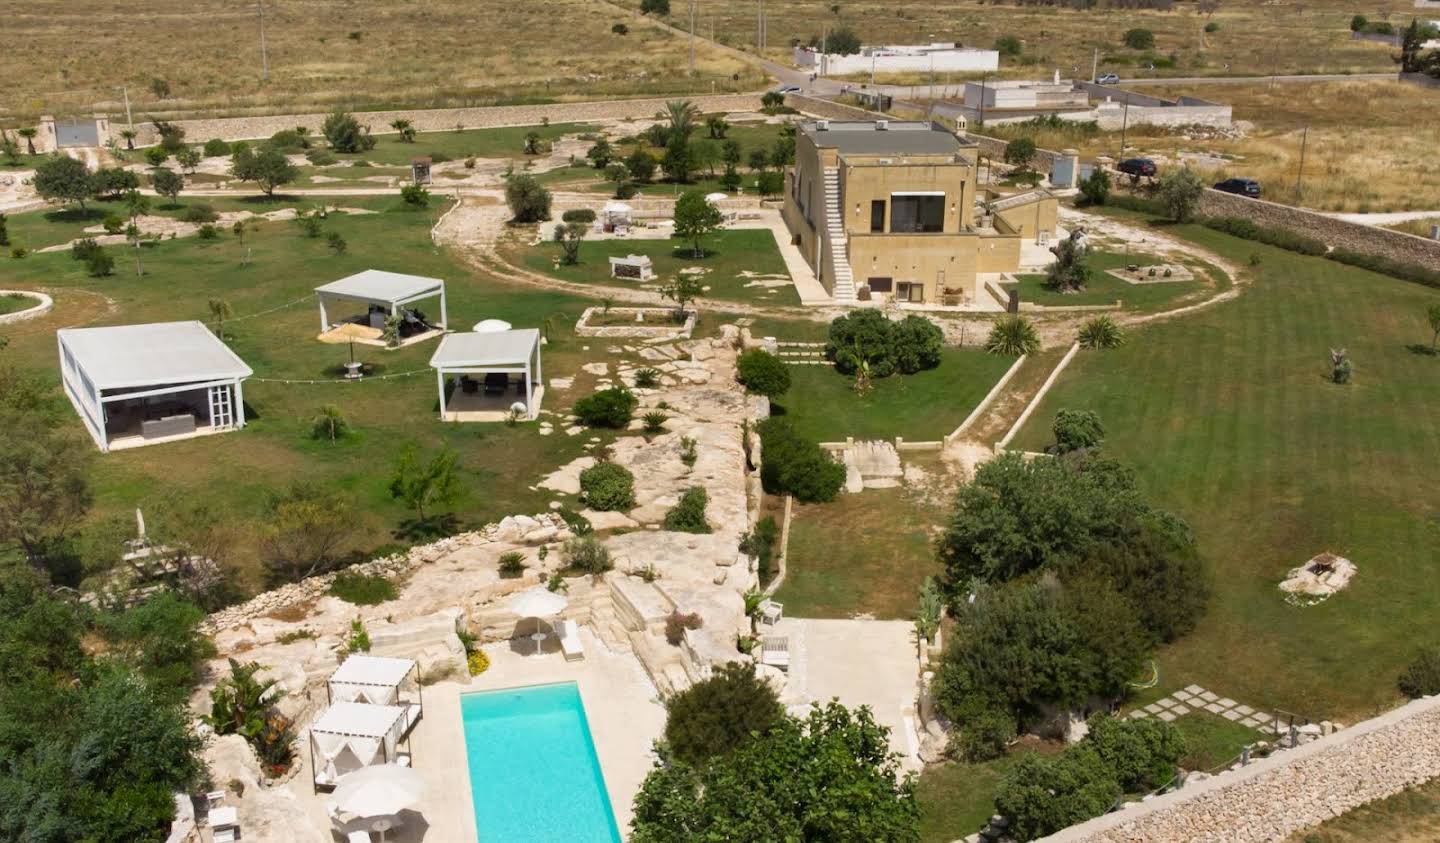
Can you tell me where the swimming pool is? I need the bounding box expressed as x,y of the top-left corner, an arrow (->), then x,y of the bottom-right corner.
460,681 -> 622,842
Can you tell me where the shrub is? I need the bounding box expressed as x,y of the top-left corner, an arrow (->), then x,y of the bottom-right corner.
1077,168 -> 1110,207
322,110 -> 375,153
400,183 -> 430,207
102,214 -> 125,234
203,138 -> 231,157
574,386 -> 638,428
664,487 -> 711,533
1399,647 -> 1440,698
1078,315 -> 1126,349
311,405 -> 349,441
326,231 -> 347,254
1155,166 -> 1206,223
1204,21 -> 1219,32
562,535 -> 613,574
1349,14 -> 1367,32
498,551 -> 527,579
180,203 -> 219,223
505,173 -> 552,223
86,248 -> 115,277
305,148 -> 336,166
736,349 -> 791,397
1051,408 -> 1105,454
955,707 -> 1015,763
329,571 -> 396,605
739,516 -> 780,581
1200,216 -> 1326,256
643,410 -> 668,433
634,367 -> 661,388
994,35 -> 1023,57
1122,28 -> 1155,49
984,315 -> 1040,356
679,436 -> 698,468
995,745 -> 1122,840
561,208 -> 597,223
663,661 -> 784,765
144,147 -> 169,167
1326,249 -> 1440,290
612,22 -> 629,34
664,611 -> 703,645
467,649 -> 491,675
579,462 -> 636,511
195,223 -> 219,240
756,170 -> 784,197
1086,714 -> 1184,791
557,506 -> 593,535
267,128 -> 308,151
756,418 -> 846,503
825,310 -> 942,378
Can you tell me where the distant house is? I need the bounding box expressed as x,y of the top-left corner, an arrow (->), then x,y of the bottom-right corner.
794,42 -> 998,76
782,120 -> 1057,306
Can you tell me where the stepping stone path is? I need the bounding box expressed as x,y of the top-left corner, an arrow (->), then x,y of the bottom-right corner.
1127,684 -> 1284,734
775,341 -> 827,366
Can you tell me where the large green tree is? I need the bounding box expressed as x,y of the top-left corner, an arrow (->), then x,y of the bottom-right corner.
672,189 -> 723,257
662,661 -> 784,766
0,376 -> 93,573
504,173 -> 552,223
32,155 -> 96,211
632,701 -> 919,842
230,147 -> 297,196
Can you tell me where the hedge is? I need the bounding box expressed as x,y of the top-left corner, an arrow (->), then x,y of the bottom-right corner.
1199,216 -> 1326,256
562,208 -> 597,223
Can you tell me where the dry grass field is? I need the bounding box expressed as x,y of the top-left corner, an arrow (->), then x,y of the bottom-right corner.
0,0 -> 765,121
981,80 -> 1440,212
612,0 -> 1414,80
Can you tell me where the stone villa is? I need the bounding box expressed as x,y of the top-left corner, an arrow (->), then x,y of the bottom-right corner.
782,119 -> 1058,306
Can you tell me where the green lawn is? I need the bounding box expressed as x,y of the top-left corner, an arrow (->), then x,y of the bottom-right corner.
1171,713 -> 1266,772
518,228 -> 800,306
1013,217 -> 1440,721
773,348 -> 1016,443
3,196 -> 312,253
918,747 -> 1058,843
1006,250 -> 1205,311
777,484 -> 945,619
0,196 -> 610,589
0,293 -> 35,315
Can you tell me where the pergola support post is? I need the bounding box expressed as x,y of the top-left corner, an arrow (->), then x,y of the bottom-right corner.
436,369 -> 447,421
318,295 -> 329,332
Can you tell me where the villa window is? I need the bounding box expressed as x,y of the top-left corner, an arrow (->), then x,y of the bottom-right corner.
890,193 -> 944,233
896,281 -> 924,303
870,200 -> 885,233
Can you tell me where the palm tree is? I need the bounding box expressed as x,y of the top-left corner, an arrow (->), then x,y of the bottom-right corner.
119,129 -> 137,150
984,315 -> 1040,356
208,298 -> 234,338
389,118 -> 416,142
658,100 -> 701,139
16,127 -> 37,155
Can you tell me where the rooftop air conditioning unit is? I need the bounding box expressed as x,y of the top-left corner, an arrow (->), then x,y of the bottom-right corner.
816,119 -> 830,131
875,119 -> 889,131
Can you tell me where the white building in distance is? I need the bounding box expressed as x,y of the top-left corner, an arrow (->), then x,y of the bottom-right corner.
795,43 -> 999,77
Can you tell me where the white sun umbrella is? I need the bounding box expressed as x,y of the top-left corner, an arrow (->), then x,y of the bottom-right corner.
472,318 -> 512,333
509,586 -> 569,656
332,764 -> 425,839
704,192 -> 728,203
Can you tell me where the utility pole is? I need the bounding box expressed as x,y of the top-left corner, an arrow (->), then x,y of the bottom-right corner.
258,1 -> 269,83
1293,126 -> 1309,204
1118,97 -> 1130,159
688,0 -> 696,74
1091,48 -> 1098,82
978,75 -> 988,126
122,86 -> 133,130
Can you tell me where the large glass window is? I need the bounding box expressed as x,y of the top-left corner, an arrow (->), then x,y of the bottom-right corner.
889,194 -> 944,233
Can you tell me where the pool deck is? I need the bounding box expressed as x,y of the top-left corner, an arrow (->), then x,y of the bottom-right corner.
284,628 -> 665,842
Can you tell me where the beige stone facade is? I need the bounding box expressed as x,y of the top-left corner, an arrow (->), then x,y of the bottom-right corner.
782,120 -> 1055,305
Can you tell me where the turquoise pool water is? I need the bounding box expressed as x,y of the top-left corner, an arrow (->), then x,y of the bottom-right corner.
460,681 -> 622,842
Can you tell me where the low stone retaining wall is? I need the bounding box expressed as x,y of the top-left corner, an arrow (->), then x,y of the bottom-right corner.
574,306 -> 696,339
1041,693 -> 1440,843
0,290 -> 53,324
1197,189 -> 1440,269
130,94 -> 766,146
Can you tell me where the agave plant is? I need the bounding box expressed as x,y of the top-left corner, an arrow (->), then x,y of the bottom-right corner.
1077,315 -> 1126,350
984,315 -> 1040,356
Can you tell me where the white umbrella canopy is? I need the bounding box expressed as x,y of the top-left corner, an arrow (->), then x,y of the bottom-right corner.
332,764 -> 425,818
472,318 -> 512,333
704,192 -> 728,203
508,586 -> 568,618
602,201 -> 633,214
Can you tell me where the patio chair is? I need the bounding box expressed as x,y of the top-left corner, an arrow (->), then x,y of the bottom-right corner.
760,636 -> 790,671
560,619 -> 585,662
483,372 -> 508,395
758,599 -> 784,627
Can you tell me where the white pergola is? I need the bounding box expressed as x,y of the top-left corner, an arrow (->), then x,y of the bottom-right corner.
429,328 -> 543,422
56,321 -> 253,453
327,656 -> 422,720
315,269 -> 448,335
309,702 -> 414,791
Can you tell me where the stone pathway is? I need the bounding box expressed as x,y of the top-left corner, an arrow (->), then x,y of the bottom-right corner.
1128,684 -> 1283,734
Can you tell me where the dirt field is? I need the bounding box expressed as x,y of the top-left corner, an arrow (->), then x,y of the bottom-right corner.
981,80 -> 1440,213
0,0 -> 765,121
612,0 -> 1415,80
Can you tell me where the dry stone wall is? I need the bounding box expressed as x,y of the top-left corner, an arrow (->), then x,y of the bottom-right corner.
132,94 -> 766,146
1198,189 -> 1440,268
1039,694 -> 1440,843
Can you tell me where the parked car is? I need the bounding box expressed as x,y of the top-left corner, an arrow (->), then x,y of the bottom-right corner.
1116,158 -> 1157,177
777,84 -> 802,94
1214,177 -> 1262,198
1097,73 -> 1121,85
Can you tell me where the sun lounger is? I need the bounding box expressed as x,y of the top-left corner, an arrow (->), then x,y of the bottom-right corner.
347,831 -> 372,843
760,635 -> 789,671
560,619 -> 585,661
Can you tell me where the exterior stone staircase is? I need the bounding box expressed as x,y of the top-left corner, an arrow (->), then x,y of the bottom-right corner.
821,168 -> 857,302
606,577 -> 695,696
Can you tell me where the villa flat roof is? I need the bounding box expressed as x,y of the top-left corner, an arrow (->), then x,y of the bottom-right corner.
429,328 -> 540,369
802,121 -> 969,156
315,269 -> 445,305
57,321 -> 253,390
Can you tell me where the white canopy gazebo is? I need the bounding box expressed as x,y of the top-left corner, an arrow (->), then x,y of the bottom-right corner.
310,702 -> 414,791
57,321 -> 253,453
327,656 -> 423,723
429,328 -> 543,422
315,270 -> 448,347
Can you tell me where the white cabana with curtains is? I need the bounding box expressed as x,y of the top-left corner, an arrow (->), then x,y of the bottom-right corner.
310,702 -> 413,791
327,656 -> 423,727
315,270 -> 448,347
429,328 -> 544,422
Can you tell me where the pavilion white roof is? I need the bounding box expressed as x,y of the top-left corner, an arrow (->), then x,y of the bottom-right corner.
314,270 -> 445,305
328,655 -> 416,689
57,321 -> 253,390
429,328 -> 540,369
311,702 -> 408,739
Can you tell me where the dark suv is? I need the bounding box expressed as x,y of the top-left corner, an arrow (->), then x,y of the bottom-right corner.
1116,158 -> 1157,178
1214,177 -> 1261,198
